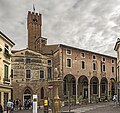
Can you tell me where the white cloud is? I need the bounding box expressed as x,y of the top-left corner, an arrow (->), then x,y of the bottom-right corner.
0,0 -> 120,56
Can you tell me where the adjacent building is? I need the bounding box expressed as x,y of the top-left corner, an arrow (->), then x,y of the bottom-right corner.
114,38 -> 120,101
0,31 -> 15,110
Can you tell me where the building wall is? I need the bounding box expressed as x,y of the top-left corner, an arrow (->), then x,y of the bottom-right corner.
0,32 -> 14,110
59,46 -> 117,102
114,38 -> 120,102
60,47 -> 116,79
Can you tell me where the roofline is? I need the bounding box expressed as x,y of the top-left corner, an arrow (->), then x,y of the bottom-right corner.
0,31 -> 15,46
59,44 -> 116,59
12,48 -> 43,55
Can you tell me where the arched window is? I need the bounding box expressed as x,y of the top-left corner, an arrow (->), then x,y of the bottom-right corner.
40,87 -> 44,99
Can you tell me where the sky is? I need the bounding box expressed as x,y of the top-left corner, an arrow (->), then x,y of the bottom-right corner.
0,0 -> 120,57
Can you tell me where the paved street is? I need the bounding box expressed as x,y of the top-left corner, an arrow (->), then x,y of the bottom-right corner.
70,102 -> 120,113
12,101 -> 120,113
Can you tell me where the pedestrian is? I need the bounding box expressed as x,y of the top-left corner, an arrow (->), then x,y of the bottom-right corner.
0,104 -> 3,113
19,100 -> 22,110
16,99 -> 19,110
13,100 -> 15,110
24,99 -> 27,109
113,93 -> 117,105
7,100 -> 14,113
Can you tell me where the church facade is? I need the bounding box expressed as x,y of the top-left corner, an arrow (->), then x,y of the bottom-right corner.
11,49 -> 52,106
11,10 -> 117,106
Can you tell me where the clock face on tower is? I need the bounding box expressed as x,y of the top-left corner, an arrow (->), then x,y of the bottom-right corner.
33,18 -> 38,24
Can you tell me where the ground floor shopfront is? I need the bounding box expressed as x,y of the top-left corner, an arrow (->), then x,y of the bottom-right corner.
0,85 -> 12,110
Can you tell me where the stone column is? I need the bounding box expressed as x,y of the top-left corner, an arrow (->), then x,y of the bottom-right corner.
76,78 -> 78,104
99,81 -> 101,99
107,81 -> 110,99
53,68 -> 60,113
88,80 -> 90,103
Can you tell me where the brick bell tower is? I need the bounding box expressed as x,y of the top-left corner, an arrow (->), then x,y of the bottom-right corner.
27,10 -> 47,52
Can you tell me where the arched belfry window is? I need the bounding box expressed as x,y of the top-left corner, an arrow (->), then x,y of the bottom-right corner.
40,87 -> 44,99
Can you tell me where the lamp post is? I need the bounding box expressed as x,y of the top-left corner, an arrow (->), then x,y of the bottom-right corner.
53,68 -> 60,113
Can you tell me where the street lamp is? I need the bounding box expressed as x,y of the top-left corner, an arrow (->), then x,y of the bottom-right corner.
53,68 -> 60,113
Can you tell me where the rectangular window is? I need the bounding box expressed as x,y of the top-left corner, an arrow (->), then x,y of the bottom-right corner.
48,60 -> 52,65
48,67 -> 52,79
81,61 -> 85,69
81,52 -> 85,58
66,49 -> 71,55
112,60 -> 114,63
40,70 -> 44,79
93,55 -> 96,59
93,63 -> 96,70
67,59 -> 71,67
26,70 -> 31,79
26,58 -> 30,63
4,65 -> 8,79
4,44 -> 9,55
112,67 -> 114,73
103,57 -> 105,61
102,64 -> 105,72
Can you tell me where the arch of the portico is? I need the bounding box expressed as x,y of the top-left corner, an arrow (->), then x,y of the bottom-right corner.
99,77 -> 108,101
63,74 -> 76,100
78,75 -> 89,99
90,76 -> 99,102
109,78 -> 116,99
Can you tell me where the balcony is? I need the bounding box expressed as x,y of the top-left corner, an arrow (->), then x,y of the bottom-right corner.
3,78 -> 10,84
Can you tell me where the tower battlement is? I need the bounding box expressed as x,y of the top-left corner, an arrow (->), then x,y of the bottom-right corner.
27,10 -> 46,52
27,11 -> 42,28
